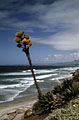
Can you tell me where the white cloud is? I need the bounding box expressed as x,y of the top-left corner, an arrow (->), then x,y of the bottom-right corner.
42,52 -> 79,63
41,32 -> 79,51
0,0 -> 79,51
31,0 -> 79,51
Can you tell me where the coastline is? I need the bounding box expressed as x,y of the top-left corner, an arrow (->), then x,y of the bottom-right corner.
0,65 -> 77,120
0,70 -> 79,120
0,82 -> 64,120
0,94 -> 37,120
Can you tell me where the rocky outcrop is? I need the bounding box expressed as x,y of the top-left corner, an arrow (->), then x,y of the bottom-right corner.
24,108 -> 33,118
70,69 -> 79,82
0,107 -> 31,120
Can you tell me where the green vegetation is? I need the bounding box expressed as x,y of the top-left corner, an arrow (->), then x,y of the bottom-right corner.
33,70 -> 79,116
45,96 -> 79,120
22,70 -> 79,120
33,92 -> 55,114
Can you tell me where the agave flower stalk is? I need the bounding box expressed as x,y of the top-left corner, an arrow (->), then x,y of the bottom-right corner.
14,30 -> 42,97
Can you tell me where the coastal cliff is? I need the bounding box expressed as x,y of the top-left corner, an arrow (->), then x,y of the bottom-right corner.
1,69 -> 79,120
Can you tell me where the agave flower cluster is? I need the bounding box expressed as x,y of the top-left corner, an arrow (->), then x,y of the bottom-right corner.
14,30 -> 32,50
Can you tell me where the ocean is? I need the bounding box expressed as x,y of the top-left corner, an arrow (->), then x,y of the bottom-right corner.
0,65 -> 79,103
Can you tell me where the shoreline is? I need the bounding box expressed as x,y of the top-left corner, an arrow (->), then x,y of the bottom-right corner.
0,89 -> 49,120
0,94 -> 37,119
0,77 -> 72,120
0,82 -> 62,117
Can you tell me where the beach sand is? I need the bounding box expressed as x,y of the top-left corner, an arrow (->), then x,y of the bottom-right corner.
0,94 -> 37,120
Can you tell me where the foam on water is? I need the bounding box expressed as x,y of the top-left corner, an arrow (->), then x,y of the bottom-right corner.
51,74 -> 72,81
36,74 -> 53,79
23,74 -> 53,80
0,66 -> 79,103
23,71 -> 26,73
27,69 -> 58,74
0,72 -> 32,76
0,70 -> 55,103
60,66 -> 79,71
0,90 -> 22,103
0,69 -> 57,76
0,83 -> 25,89
34,69 -> 58,74
0,80 -> 35,103
37,80 -> 44,82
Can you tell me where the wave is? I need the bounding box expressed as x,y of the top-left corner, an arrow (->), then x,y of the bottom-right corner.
60,66 -> 79,71
0,83 -> 24,89
23,74 -> 53,80
27,69 -> 36,72
23,71 -> 27,73
0,72 -> 32,76
34,69 -> 57,74
37,80 -> 44,82
51,74 -> 72,81
1,72 -> 57,83
23,69 -> 58,75
0,66 -> 78,103
0,69 -> 57,76
0,90 -> 22,103
0,80 -> 35,103
36,74 -> 53,79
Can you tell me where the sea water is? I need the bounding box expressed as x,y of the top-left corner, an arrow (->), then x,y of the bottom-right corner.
0,65 -> 79,103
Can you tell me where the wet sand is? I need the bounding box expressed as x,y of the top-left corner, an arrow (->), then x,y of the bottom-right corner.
0,94 -> 37,120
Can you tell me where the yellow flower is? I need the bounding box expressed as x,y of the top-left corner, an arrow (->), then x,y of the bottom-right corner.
16,30 -> 24,37
14,37 -> 21,43
28,41 -> 32,46
24,34 -> 29,39
22,39 -> 32,46
22,39 -> 30,44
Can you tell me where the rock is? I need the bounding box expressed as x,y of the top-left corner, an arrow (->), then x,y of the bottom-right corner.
16,108 -> 24,114
70,76 -> 73,80
7,110 -> 16,115
24,108 -> 32,118
0,114 -> 9,120
6,109 -> 17,120
13,113 -> 24,120
72,69 -> 79,82
8,114 -> 16,120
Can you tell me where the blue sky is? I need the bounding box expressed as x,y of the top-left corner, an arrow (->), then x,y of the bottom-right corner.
0,0 -> 79,65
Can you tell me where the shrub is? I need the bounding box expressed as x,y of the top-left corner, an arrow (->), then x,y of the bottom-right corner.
62,79 -> 73,90
62,81 -> 79,101
53,85 -> 62,94
33,78 -> 79,115
33,92 -> 55,114
71,83 -> 79,97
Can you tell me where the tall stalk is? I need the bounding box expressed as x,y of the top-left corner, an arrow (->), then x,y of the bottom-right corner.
23,47 -> 42,97
14,31 -> 42,97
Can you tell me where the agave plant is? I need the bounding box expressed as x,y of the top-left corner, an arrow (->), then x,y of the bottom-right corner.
33,92 -> 56,114
14,30 -> 42,97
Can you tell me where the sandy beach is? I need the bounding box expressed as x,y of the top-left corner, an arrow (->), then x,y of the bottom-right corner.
0,94 -> 37,120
